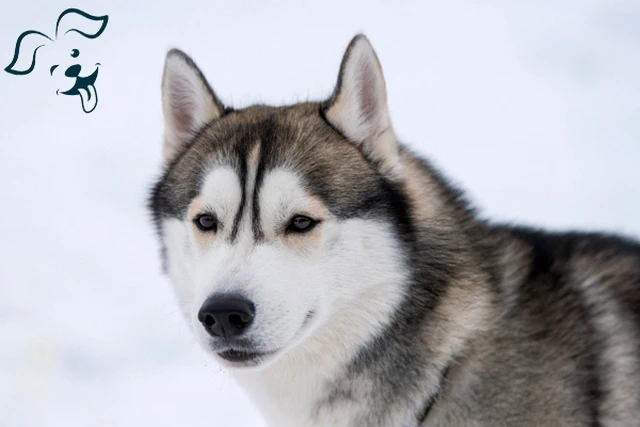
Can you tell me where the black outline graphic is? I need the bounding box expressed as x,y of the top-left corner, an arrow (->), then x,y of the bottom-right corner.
4,8 -> 109,114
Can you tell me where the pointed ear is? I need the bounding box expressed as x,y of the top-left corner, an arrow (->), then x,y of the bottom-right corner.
323,35 -> 400,175
161,49 -> 225,163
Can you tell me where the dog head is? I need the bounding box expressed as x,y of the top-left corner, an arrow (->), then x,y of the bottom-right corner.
149,36 -> 411,369
4,8 -> 108,113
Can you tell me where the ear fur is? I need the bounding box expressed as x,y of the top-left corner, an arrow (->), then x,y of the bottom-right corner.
161,49 -> 225,163
324,35 -> 400,176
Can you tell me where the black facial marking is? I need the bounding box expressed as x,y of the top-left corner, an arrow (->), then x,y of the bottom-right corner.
251,116 -> 280,242
251,154 -> 266,242
49,64 -> 59,75
229,142 -> 249,242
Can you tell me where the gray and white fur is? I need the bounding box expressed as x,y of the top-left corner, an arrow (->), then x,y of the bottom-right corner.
148,35 -> 640,426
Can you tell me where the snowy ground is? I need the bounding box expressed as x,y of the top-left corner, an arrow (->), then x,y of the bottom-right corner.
1,1 -> 639,426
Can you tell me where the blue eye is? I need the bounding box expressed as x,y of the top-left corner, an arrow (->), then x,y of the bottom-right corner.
71,49 -> 80,58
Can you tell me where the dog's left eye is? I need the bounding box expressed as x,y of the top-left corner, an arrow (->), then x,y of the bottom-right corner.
194,214 -> 218,232
287,215 -> 318,234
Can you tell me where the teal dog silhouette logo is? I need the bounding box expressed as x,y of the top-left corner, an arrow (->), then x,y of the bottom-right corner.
5,8 -> 108,113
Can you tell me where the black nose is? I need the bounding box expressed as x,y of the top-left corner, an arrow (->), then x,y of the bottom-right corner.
65,64 -> 81,78
198,296 -> 255,338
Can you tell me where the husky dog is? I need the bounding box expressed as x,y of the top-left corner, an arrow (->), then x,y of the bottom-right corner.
148,35 -> 640,426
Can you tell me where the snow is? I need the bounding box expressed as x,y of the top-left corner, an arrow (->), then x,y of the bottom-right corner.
1,1 -> 638,426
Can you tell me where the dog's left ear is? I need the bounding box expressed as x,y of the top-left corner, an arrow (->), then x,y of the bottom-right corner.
324,35 -> 400,176
161,49 -> 225,164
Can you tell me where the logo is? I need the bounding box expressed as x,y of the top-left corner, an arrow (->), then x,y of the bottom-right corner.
5,8 -> 109,113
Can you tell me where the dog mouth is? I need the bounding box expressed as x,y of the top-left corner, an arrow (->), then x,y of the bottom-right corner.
216,348 -> 278,367
213,310 -> 317,368
215,310 -> 316,368
59,66 -> 99,113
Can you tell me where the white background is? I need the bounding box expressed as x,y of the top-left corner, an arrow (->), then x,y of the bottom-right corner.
1,1 -> 639,426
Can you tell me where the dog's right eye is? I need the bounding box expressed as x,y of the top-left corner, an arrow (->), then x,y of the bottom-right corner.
194,214 -> 217,232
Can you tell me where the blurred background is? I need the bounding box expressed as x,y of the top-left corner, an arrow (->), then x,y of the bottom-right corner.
1,1 -> 639,426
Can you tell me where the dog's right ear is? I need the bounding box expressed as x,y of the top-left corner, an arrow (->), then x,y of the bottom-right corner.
161,49 -> 225,164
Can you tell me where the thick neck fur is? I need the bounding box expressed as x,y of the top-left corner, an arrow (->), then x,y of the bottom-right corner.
232,145 -> 495,427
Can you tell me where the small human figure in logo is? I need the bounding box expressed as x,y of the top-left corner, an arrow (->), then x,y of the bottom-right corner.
5,8 -> 108,114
